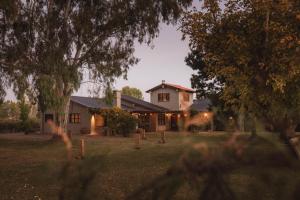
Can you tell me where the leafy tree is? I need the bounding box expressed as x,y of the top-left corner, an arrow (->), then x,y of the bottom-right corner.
0,0 -> 192,135
122,86 -> 143,99
181,0 -> 300,142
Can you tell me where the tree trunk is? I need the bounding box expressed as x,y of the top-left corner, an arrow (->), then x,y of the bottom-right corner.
52,97 -> 71,138
62,97 -> 70,136
52,96 -> 72,160
238,104 -> 245,133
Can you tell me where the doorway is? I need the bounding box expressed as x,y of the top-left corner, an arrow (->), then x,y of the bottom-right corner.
170,114 -> 178,131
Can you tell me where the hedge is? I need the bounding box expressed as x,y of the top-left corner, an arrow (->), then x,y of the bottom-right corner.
0,119 -> 40,134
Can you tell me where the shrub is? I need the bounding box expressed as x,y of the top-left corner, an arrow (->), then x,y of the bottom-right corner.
0,120 -> 22,133
0,119 -> 40,134
99,107 -> 138,137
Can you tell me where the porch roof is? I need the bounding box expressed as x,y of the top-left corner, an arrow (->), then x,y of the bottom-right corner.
70,95 -> 169,113
121,95 -> 169,113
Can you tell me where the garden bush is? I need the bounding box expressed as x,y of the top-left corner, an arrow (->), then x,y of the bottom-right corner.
99,107 -> 138,137
0,120 -> 22,133
0,119 -> 40,134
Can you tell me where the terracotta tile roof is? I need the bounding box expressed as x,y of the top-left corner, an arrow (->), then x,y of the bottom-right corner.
146,83 -> 195,93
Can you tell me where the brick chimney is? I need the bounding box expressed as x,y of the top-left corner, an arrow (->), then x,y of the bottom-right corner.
113,90 -> 121,108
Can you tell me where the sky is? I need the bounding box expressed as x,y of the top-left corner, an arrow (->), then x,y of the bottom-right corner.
74,23 -> 194,101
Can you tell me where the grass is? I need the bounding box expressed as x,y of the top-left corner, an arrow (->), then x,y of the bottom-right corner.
0,132 -> 300,200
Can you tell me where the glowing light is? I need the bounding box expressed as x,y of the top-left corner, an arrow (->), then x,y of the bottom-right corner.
177,114 -> 181,118
90,115 -> 96,135
204,113 -> 208,117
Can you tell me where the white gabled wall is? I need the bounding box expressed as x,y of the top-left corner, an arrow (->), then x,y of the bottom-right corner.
150,88 -> 193,111
150,87 -> 180,111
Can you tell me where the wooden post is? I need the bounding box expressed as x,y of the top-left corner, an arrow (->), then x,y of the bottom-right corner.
160,131 -> 166,144
135,133 -> 141,149
80,139 -> 85,159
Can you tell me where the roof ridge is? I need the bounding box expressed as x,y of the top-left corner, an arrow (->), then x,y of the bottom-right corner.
146,83 -> 194,93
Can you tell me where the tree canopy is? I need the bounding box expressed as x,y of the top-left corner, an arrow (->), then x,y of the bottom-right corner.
121,86 -> 143,99
182,0 -> 300,137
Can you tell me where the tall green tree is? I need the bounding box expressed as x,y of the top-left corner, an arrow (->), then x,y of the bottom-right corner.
181,0 -> 300,140
121,86 -> 143,99
0,0 -> 192,134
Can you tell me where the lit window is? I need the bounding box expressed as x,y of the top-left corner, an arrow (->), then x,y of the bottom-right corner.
69,113 -> 80,124
158,113 -> 166,125
158,93 -> 170,102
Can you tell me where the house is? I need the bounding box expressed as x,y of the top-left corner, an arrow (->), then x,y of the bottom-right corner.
146,80 -> 194,131
42,81 -> 211,134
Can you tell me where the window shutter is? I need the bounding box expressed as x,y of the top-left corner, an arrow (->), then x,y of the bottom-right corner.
166,93 -> 170,101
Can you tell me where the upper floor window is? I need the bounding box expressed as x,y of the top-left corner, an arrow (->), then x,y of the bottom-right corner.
69,113 -> 80,124
158,93 -> 170,102
183,93 -> 190,102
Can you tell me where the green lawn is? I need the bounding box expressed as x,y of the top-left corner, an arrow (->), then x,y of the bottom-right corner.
0,132 -> 300,200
